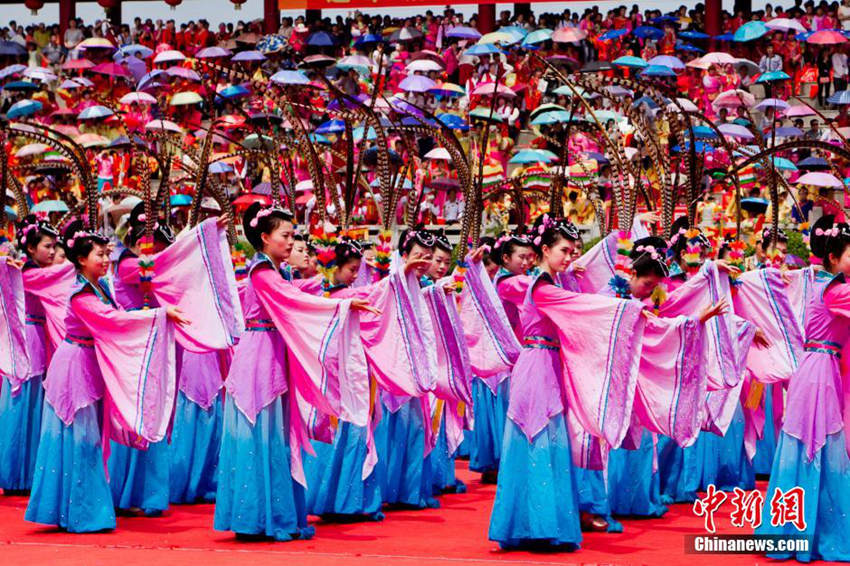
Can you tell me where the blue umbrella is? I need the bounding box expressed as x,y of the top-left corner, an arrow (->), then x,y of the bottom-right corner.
437,113 -> 468,131
498,26 -> 528,39
170,194 -> 192,207
688,125 -> 718,139
757,70 -> 791,83
763,157 -> 797,171
530,110 -> 573,125
116,44 -> 153,59
641,64 -> 677,78
671,141 -> 715,153
446,26 -> 482,40
522,29 -> 553,47
600,29 -> 629,41
464,43 -> 504,57
632,95 -> 659,109
0,41 -> 26,56
651,15 -> 679,24
7,99 -> 42,119
613,55 -> 648,69
3,81 -> 38,92
676,42 -> 704,53
31,200 -> 69,214
309,133 -> 331,144
270,70 -> 310,85
307,31 -> 336,47
231,50 -> 266,62
648,55 -> 684,69
795,31 -> 815,41
78,105 -> 114,120
353,33 -> 386,47
208,161 -> 234,174
828,90 -> 850,105
679,30 -> 711,40
316,119 -> 346,135
741,197 -> 769,214
714,33 -> 735,41
634,26 -> 663,40
4,205 -> 16,219
798,157 -> 830,170
218,84 -> 251,99
509,149 -> 555,164
734,21 -> 768,42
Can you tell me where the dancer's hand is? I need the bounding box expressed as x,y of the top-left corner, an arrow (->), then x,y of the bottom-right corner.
716,260 -> 741,276
571,264 -> 586,278
351,298 -> 381,316
637,211 -> 662,225
216,213 -> 231,228
404,258 -> 432,274
753,328 -> 770,349
468,245 -> 487,264
699,298 -> 728,323
781,269 -> 792,285
166,306 -> 190,326
641,309 -> 657,319
4,257 -> 24,270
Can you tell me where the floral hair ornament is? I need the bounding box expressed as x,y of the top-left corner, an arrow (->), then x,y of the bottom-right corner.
249,206 -> 292,228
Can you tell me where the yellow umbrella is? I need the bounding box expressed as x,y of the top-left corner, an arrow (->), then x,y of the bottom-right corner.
478,32 -> 515,45
170,91 -> 203,106
78,37 -> 116,49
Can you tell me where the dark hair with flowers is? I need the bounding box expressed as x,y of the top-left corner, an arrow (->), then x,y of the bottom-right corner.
810,214 -> 850,271
62,219 -> 109,268
759,226 -> 789,251
334,237 -> 363,268
491,230 -> 533,267
631,236 -> 670,278
399,225 -> 436,255
15,214 -> 59,258
242,202 -> 295,251
432,229 -> 452,254
530,213 -> 579,255
126,202 -> 175,248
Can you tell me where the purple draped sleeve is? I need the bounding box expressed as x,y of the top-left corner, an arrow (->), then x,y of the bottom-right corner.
531,279 -> 645,449
660,261 -> 740,390
422,281 -> 473,405
458,259 -> 521,377
0,261 -> 30,388
21,261 -> 75,353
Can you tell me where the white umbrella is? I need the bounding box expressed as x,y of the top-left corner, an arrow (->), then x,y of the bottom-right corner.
153,50 -> 185,64
794,172 -> 843,188
119,91 -> 157,105
765,18 -> 807,33
406,59 -> 444,72
424,147 -> 452,161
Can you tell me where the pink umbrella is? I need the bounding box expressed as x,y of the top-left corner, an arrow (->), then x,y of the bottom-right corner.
472,82 -> 516,98
712,89 -> 756,109
807,30 -> 847,45
195,46 -> 232,59
90,62 -> 132,78
552,28 -> 587,42
794,171 -> 843,188
62,58 -> 94,71
783,105 -> 816,118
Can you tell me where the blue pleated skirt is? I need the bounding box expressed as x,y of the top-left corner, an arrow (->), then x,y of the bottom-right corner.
488,413 -> 582,550
311,422 -> 383,520
607,430 -> 668,518
303,439 -> 332,514
573,466 -> 624,532
659,404 -> 753,503
0,376 -> 44,491
214,393 -> 314,541
430,414 -> 466,494
456,431 -> 471,459
470,378 -> 509,474
374,398 -> 438,509
756,431 -> 850,562
108,438 -> 170,515
25,401 -> 116,532
168,391 -> 223,504
753,384 -> 777,476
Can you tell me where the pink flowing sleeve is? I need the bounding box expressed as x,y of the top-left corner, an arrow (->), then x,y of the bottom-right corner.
0,262 -> 29,387
633,314 -> 707,447
823,279 -> 850,318
334,271 -> 434,397
422,281 -> 472,405
733,268 -> 803,384
252,267 -> 369,429
459,259 -> 521,377
568,217 -> 649,294
150,218 -> 244,352
22,261 -> 76,352
660,260 -> 741,389
72,293 -> 176,448
495,274 -> 530,305
292,275 -> 324,295
532,281 -> 645,449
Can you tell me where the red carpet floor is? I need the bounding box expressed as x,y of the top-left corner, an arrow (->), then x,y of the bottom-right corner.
0,465 -> 804,565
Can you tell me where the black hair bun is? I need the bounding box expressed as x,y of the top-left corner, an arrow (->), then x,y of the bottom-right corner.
810,214 -> 836,259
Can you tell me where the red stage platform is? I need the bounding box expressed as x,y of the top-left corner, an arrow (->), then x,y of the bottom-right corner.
0,464 -> 774,565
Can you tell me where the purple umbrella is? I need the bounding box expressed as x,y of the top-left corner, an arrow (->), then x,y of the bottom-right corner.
232,50 -> 266,62
648,55 -> 685,69
717,123 -> 755,139
166,66 -> 201,81
115,56 -> 148,82
196,46 -> 232,59
399,75 -> 436,92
